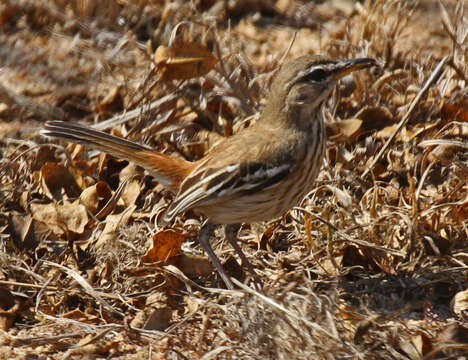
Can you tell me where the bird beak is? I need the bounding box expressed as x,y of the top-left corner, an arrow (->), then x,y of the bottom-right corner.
332,58 -> 378,80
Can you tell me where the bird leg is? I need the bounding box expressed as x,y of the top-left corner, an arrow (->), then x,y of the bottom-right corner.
197,222 -> 234,290
224,224 -> 258,278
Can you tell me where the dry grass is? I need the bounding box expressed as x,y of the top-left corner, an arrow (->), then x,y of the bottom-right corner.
0,0 -> 467,359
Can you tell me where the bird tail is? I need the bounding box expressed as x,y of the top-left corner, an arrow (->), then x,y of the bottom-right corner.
41,121 -> 191,192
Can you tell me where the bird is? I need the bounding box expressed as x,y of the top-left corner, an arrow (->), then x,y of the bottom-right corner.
42,55 -> 377,290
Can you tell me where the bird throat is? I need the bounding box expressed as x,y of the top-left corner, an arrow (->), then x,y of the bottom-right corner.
287,99 -> 325,133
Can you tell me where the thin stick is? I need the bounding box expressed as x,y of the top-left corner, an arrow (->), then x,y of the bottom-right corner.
277,31 -> 297,66
0,279 -> 58,290
362,56 -> 449,178
91,93 -> 177,131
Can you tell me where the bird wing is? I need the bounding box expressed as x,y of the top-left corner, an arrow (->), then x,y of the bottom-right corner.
164,128 -> 295,221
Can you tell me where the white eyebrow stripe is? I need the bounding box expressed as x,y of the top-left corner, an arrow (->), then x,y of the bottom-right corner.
295,64 -> 335,83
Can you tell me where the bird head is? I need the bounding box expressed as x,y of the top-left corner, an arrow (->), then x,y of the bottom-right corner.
264,55 -> 377,124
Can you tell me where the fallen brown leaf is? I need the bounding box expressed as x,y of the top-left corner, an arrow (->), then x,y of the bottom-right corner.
95,86 -> 124,116
171,253 -> 213,278
399,332 -> 433,360
341,245 -> 380,273
31,200 -> 88,235
32,145 -> 58,171
451,289 -> 468,321
62,308 -> 103,324
80,181 -> 113,215
0,286 -> 21,331
142,230 -> 188,263
441,101 -> 468,123
155,41 -> 218,81
7,213 -> 36,250
328,118 -> 363,141
57,200 -> 89,234
40,162 -> 82,200
355,105 -> 394,132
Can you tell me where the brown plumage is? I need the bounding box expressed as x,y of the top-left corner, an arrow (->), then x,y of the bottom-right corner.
42,55 -> 377,289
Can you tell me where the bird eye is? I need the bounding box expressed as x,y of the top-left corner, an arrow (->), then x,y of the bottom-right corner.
302,68 -> 327,83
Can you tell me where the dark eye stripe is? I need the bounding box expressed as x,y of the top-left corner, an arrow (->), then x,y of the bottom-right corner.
302,68 -> 328,83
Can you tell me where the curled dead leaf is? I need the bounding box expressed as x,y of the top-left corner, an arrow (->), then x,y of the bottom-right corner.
142,230 -> 188,263
399,332 -> 433,360
57,200 -> 88,234
121,179 -> 141,207
130,293 -> 174,331
155,41 -> 218,81
0,3 -> 20,26
118,164 -> 144,207
172,253 -> 213,278
355,105 -> 394,132
259,223 -> 279,251
441,101 -> 468,123
71,158 -> 99,178
80,181 -> 113,215
31,200 -> 88,235
453,201 -> 468,223
324,185 -> 353,208
7,213 -> 36,250
341,245 -> 377,271
0,286 -> 21,331
33,145 -> 57,171
40,162 -> 82,200
143,307 -> 172,331
62,308 -> 102,324
328,118 -> 363,142
95,86 -> 124,116
31,203 -> 64,235
451,289 -> 468,321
